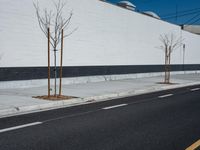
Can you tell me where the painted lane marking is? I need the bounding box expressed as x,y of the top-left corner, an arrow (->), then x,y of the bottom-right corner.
158,94 -> 173,98
186,139 -> 200,150
102,104 -> 128,110
190,88 -> 200,91
0,122 -> 42,133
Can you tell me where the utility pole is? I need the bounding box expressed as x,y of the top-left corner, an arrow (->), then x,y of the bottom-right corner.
54,47 -> 57,96
175,4 -> 178,24
183,44 -> 186,72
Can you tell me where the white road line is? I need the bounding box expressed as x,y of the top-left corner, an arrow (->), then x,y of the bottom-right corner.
0,122 -> 42,133
190,88 -> 200,91
102,104 -> 128,110
158,94 -> 173,98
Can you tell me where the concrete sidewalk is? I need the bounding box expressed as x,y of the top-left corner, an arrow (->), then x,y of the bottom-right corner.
0,73 -> 200,118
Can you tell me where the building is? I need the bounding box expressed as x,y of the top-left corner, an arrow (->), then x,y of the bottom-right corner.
0,0 -> 200,86
182,25 -> 200,35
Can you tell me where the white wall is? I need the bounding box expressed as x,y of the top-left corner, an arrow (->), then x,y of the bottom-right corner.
182,30 -> 200,64
0,0 -> 200,67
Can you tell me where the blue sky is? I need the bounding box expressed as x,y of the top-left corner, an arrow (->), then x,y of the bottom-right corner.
107,0 -> 200,25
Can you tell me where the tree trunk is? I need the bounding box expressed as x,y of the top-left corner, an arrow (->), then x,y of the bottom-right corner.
59,29 -> 64,96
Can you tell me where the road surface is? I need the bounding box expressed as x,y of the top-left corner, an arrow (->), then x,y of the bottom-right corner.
0,85 -> 200,150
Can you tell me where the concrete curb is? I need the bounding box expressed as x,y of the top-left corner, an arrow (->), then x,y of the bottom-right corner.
1,81 -> 200,118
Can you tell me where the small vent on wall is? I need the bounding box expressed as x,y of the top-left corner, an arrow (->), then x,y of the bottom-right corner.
117,1 -> 136,11
142,11 -> 160,19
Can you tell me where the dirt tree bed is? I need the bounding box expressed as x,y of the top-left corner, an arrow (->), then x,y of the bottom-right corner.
33,95 -> 76,101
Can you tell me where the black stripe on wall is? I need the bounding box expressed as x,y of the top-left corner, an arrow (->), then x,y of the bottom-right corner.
0,64 -> 200,81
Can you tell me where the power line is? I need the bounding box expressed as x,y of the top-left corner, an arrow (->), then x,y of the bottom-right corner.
183,13 -> 200,25
162,10 -> 200,20
183,15 -> 200,28
160,7 -> 200,17
188,16 -> 200,25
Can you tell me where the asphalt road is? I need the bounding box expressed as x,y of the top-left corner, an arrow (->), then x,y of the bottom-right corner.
0,85 -> 200,150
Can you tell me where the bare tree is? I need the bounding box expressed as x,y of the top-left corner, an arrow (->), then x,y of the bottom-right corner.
158,33 -> 182,84
33,0 -> 76,97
